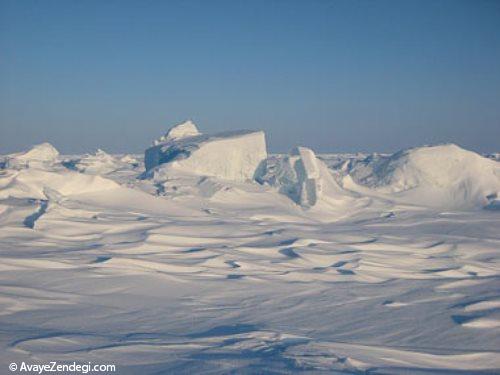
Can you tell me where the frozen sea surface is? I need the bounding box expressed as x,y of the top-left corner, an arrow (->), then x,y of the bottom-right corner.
0,149 -> 499,374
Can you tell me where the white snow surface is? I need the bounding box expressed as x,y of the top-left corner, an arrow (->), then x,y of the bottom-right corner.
346,143 -> 500,209
1,141 -> 499,374
65,149 -> 138,175
0,168 -> 120,201
145,125 -> 267,181
4,142 -> 59,169
152,120 -> 201,145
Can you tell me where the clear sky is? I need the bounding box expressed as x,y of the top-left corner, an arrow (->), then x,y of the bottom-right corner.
1,0 -> 499,154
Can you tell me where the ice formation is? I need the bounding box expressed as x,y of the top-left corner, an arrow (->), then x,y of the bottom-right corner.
69,149 -> 131,175
145,121 -> 267,181
1,137 -> 500,373
256,146 -> 349,208
0,145 -> 120,201
152,120 -> 200,145
4,143 -> 59,169
347,143 -> 500,209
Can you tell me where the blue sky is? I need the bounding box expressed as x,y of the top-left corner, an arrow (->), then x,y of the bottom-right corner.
1,0 -> 499,154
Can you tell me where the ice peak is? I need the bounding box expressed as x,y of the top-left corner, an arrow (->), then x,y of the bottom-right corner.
4,142 -> 60,169
19,143 -> 60,161
153,120 -> 201,145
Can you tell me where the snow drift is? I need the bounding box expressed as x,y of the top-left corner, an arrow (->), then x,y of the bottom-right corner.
0,168 -> 120,201
347,144 -> 500,209
0,143 -> 120,200
145,121 -> 267,181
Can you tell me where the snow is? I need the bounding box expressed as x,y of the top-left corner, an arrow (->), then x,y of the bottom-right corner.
346,143 -> 500,209
152,120 -> 200,145
4,143 -> 59,169
145,123 -> 267,181
0,138 -> 499,373
0,168 -> 120,200
64,149 -> 137,175
256,146 -> 357,211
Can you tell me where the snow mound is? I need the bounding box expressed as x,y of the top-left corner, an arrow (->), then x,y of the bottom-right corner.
153,120 -> 200,145
348,144 -> 500,209
0,168 -> 120,201
72,149 -> 122,174
62,151 -> 140,175
145,122 -> 267,181
5,143 -> 59,169
256,146 -> 350,208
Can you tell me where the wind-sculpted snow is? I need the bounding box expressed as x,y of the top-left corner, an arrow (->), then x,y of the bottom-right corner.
0,141 -> 499,373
